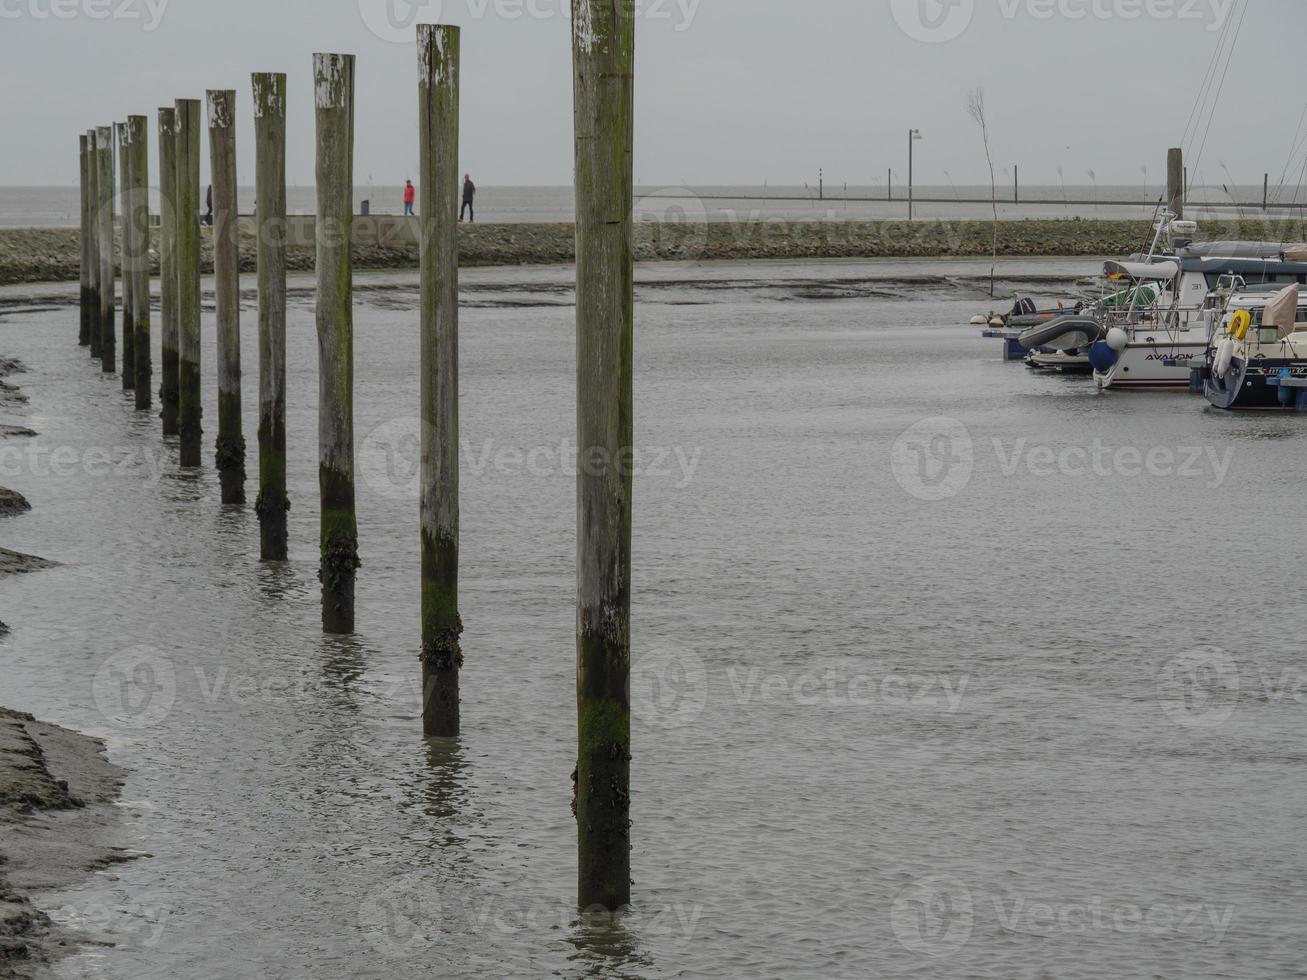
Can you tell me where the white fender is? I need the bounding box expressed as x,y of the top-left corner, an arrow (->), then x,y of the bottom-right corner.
1106,328 -> 1130,353
1213,337 -> 1235,380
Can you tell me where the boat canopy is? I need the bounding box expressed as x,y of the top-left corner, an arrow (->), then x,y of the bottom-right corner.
1265,283 -> 1301,339
1104,259 -> 1179,281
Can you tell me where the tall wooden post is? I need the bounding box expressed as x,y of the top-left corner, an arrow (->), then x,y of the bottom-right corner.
79,134 -> 92,347
253,73 -> 289,560
175,99 -> 203,468
1167,147 -> 1185,218
116,122 -> 135,391
208,90 -> 246,504
417,24 -> 463,738
314,53 -> 360,634
572,0 -> 634,912
158,108 -> 179,435
128,116 -> 152,410
87,130 -> 102,360
96,126 -> 116,373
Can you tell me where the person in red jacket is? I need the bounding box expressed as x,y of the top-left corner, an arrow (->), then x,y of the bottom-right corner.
403,180 -> 416,217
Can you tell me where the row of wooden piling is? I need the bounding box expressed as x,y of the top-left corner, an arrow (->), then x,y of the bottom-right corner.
74,2 -> 633,910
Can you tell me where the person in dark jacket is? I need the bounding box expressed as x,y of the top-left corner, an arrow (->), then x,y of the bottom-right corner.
460,175 -> 475,223
204,184 -> 213,226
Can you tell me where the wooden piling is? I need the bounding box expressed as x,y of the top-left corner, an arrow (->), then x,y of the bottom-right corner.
417,24 -> 463,738
175,99 -> 203,467
127,116 -> 152,411
96,126 -> 116,373
87,130 -> 102,360
1167,147 -> 1185,217
571,0 -> 634,912
116,123 -> 135,391
79,134 -> 92,347
314,53 -> 360,634
253,73 -> 289,560
208,90 -> 245,503
158,108 -> 179,435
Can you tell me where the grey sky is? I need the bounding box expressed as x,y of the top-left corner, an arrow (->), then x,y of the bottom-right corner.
1,0 -> 1303,191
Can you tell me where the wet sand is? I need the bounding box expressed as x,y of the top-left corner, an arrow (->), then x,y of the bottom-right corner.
0,709 -> 127,980
0,352 -> 107,980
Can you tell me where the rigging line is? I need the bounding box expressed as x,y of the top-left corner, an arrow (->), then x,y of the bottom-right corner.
1180,7 -> 1237,153
1185,0 -> 1242,165
1271,101 -> 1307,202
1190,0 -> 1250,195
1179,14 -> 1232,151
1285,151 -> 1307,213
1186,0 -> 1244,163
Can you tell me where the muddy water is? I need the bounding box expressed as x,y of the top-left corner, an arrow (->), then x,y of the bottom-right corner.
0,258 -> 1304,979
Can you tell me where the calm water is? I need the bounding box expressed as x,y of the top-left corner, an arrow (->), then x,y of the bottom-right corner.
1,184 -> 1295,228
1,257 -> 1305,979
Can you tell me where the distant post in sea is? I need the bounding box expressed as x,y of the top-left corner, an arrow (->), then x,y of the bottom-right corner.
417,23 -> 463,738
127,116 -> 152,410
1167,147 -> 1184,218
116,122 -> 135,391
253,72 -> 290,560
175,98 -> 203,468
572,0 -> 634,912
78,134 -> 92,348
95,126 -> 116,374
208,90 -> 246,504
314,52 -> 360,634
158,108 -> 179,436
86,130 -> 102,360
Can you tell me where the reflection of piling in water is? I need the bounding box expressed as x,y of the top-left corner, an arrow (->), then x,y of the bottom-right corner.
86,130 -> 102,360
417,24 -> 463,739
78,135 -> 91,348
253,73 -> 290,561
175,99 -> 203,468
314,53 -> 360,635
95,126 -> 116,373
158,108 -> 179,435
208,90 -> 246,504
572,0 -> 635,912
127,116 -> 152,410
115,122 -> 134,391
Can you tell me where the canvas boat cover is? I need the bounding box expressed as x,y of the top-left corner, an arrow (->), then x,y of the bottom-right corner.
1264,283 -> 1301,339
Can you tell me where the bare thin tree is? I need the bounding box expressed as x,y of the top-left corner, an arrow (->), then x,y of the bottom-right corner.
967,87 -> 999,298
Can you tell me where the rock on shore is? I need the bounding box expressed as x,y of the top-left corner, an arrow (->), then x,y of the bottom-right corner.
4,218 -> 1305,287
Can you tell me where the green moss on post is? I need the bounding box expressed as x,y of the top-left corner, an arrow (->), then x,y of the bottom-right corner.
208,90 -> 246,504
157,108 -> 179,436
116,122 -> 134,391
96,126 -> 116,373
79,134 -> 92,347
417,24 -> 463,738
314,53 -> 359,634
86,130 -> 102,360
572,0 -> 635,912
253,73 -> 290,560
175,99 -> 203,468
128,116 -> 152,411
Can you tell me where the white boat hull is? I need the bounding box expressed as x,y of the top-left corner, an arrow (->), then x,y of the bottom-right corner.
1094,341 -> 1208,390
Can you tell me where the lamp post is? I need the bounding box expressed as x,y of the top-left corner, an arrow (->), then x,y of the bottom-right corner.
908,128 -> 922,220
